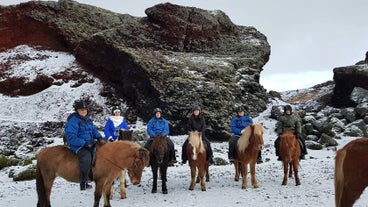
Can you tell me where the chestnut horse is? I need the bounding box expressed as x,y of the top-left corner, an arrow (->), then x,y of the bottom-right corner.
279,131 -> 301,186
109,130 -> 134,200
36,141 -> 149,207
187,131 -> 209,191
234,123 -> 264,189
149,135 -> 170,194
335,137 -> 368,207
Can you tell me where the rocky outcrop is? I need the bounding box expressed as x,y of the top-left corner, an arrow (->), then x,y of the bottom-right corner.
0,0 -> 270,140
331,64 -> 368,108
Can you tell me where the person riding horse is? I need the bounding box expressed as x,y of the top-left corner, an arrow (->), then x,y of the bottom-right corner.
144,108 -> 177,165
104,105 -> 129,142
274,105 -> 308,160
181,105 -> 214,165
229,106 -> 263,164
64,100 -> 106,190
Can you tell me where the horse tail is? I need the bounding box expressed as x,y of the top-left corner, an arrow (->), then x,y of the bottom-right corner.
335,148 -> 346,207
36,163 -> 47,207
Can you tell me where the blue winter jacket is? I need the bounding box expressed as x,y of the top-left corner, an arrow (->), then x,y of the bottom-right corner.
104,116 -> 129,141
230,115 -> 253,137
147,117 -> 169,139
64,113 -> 103,154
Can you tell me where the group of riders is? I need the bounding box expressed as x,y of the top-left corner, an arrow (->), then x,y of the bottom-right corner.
64,100 -> 308,191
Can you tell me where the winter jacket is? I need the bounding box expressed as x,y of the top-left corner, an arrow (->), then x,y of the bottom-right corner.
276,113 -> 301,135
230,115 -> 253,137
147,117 -> 169,138
104,116 -> 129,141
187,114 -> 206,135
64,112 -> 103,154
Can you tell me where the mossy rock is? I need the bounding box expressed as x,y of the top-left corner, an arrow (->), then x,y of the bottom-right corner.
0,155 -> 20,170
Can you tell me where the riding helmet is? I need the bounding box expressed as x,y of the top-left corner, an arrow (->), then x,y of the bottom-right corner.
236,106 -> 245,113
283,105 -> 292,112
73,100 -> 88,111
192,105 -> 201,111
153,108 -> 162,114
111,106 -> 121,115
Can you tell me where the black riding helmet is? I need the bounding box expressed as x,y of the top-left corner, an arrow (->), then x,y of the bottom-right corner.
73,100 -> 88,111
192,105 -> 201,111
153,108 -> 162,114
236,106 -> 245,113
284,105 -> 292,113
111,106 -> 121,115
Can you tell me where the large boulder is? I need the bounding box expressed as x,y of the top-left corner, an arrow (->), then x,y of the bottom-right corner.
0,0 -> 270,140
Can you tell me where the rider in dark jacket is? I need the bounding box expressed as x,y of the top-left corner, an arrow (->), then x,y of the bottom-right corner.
64,100 -> 104,190
274,105 -> 308,160
181,105 -> 214,165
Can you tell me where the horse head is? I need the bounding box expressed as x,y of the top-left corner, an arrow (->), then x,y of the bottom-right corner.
149,135 -> 169,165
127,147 -> 150,184
251,123 -> 265,150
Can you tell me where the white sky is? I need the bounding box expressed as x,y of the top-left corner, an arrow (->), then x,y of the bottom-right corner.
2,0 -> 368,91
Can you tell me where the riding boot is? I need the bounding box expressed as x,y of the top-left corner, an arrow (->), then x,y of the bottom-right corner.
181,139 -> 188,164
80,182 -> 92,190
257,150 -> 263,164
144,139 -> 153,150
167,137 -> 177,165
206,139 -> 215,165
274,137 -> 281,161
298,138 -> 308,160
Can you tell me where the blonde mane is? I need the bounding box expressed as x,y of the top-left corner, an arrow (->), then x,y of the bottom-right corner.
188,131 -> 205,153
238,123 -> 264,153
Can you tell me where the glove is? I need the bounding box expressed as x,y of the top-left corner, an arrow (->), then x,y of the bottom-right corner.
108,136 -> 114,142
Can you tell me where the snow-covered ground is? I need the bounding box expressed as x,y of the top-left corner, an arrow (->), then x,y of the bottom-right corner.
0,46 -> 367,207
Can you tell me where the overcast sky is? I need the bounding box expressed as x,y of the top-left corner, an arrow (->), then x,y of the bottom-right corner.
2,0 -> 368,91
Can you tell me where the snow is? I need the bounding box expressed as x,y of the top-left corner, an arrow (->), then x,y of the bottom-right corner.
1,46 -> 368,207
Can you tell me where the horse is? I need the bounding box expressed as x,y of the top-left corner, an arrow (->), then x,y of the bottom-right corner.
279,130 -> 301,186
149,135 -> 170,194
233,123 -> 264,189
109,130 -> 134,200
335,137 -> 368,207
187,131 -> 209,191
36,141 -> 149,207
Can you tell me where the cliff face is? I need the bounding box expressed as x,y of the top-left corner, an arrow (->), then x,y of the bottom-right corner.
0,0 -> 270,140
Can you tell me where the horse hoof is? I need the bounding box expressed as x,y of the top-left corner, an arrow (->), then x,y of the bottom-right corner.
151,189 -> 157,193
189,187 -> 194,191
253,185 -> 259,188
201,188 -> 206,191
206,178 -> 210,182
162,190 -> 168,194
234,178 -> 239,182
241,186 -> 247,189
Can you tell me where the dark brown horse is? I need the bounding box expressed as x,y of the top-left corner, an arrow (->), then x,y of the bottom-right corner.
149,135 -> 170,194
110,130 -> 134,199
234,123 -> 264,189
279,131 -> 301,186
335,137 -> 368,207
36,141 -> 149,207
187,131 -> 209,191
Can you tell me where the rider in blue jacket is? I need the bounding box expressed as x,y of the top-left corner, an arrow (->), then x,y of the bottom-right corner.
144,108 -> 176,164
64,100 -> 104,191
104,106 -> 129,142
228,106 -> 263,164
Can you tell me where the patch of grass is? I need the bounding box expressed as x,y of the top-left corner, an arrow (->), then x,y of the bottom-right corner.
13,165 -> 37,181
0,155 -> 20,170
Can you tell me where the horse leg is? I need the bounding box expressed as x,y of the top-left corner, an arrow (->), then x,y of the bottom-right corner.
282,161 -> 289,185
205,162 -> 210,182
250,162 -> 259,188
119,170 -> 127,199
241,163 -> 248,189
288,162 -> 293,178
160,165 -> 168,194
151,166 -> 158,193
93,182 -> 103,207
102,182 -> 113,207
109,180 -> 114,200
36,166 -> 54,207
189,165 -> 196,190
293,159 -> 300,186
199,165 -> 206,191
234,161 -> 240,182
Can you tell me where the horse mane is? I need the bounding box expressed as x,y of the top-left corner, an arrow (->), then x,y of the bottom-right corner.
150,135 -> 168,153
188,131 -> 205,153
238,123 -> 264,153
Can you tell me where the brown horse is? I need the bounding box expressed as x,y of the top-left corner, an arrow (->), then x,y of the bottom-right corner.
149,135 -> 170,194
335,137 -> 368,207
234,123 -> 264,189
187,131 -> 209,191
36,141 -> 149,207
279,131 -> 301,186
109,130 -> 134,200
